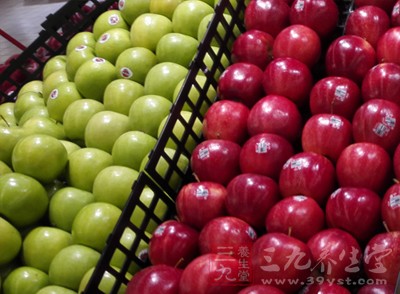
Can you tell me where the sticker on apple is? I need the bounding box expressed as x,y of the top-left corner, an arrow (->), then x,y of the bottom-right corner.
118,0 -> 125,10
108,14 -> 120,25
389,194 -> 400,208
99,33 -> 110,44
75,45 -> 87,52
50,89 -> 58,100
120,67 -> 133,79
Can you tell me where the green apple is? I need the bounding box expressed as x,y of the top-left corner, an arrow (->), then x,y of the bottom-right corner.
59,140 -> 81,155
110,227 -> 151,274
0,102 -> 17,127
172,0 -> 214,38
158,110 -> 203,152
103,79 -> 144,115
94,28 -> 132,64
21,116 -> 66,139
112,130 -> 157,170
130,13 -> 173,52
13,91 -> 44,123
65,45 -> 96,82
18,80 -> 43,97
2,266 -> 49,294
198,13 -> 239,47
22,226 -> 72,273
62,99 -> 104,146
144,62 -> 188,101
0,173 -> 48,228
49,187 -> 95,232
74,57 -> 117,102
115,47 -> 157,84
66,31 -> 96,56
36,285 -> 77,294
199,0 -> 214,5
44,179 -> 65,199
48,244 -> 100,291
92,165 -> 139,209
201,45 -> 230,79
0,217 -> 21,266
42,55 -> 67,80
12,134 -> 68,184
67,147 -> 113,192
118,0 -> 150,25
84,110 -> 130,153
140,147 -> 189,192
46,81 -> 83,123
71,202 -> 122,252
128,94 -> 172,137
0,125 -> 30,166
155,33 -> 199,68
149,0 -> 184,19
18,105 -> 49,126
172,74 -> 216,116
92,10 -> 129,40
0,160 -> 12,176
42,70 -> 69,104
78,266 -> 131,294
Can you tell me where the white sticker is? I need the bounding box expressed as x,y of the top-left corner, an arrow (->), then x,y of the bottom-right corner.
255,139 -> 270,154
389,194 -> 400,208
295,0 -> 305,10
246,227 -> 257,240
373,123 -> 390,137
99,33 -> 110,44
289,158 -> 309,171
394,3 -> 400,15
196,186 -> 209,199
120,67 -> 133,78
93,57 -> 106,64
108,14 -> 120,25
330,116 -> 344,129
154,225 -> 166,236
334,86 -> 347,102
293,195 -> 307,201
384,115 -> 396,130
50,89 -> 58,100
118,0 -> 125,10
75,45 -> 87,51
198,147 -> 210,159
138,248 -> 148,261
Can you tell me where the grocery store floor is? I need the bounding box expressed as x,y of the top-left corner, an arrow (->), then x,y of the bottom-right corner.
0,0 -> 68,64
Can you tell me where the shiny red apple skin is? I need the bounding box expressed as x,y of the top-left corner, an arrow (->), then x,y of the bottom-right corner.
191,139 -> 241,186
361,62 -> 400,106
278,151 -> 337,205
344,5 -> 390,49
289,0 -> 339,39
391,0 -> 400,26
354,0 -> 397,14
244,0 -> 291,38
239,133 -> 294,181
381,183 -> 400,232
231,29 -> 275,70
126,264 -> 182,294
251,232 -> 313,293
325,187 -> 382,243
273,24 -> 321,68
325,35 -> 377,84
301,113 -> 353,163
307,228 -> 362,280
247,94 -> 303,143
176,181 -> 228,230
148,220 -> 199,268
335,142 -> 392,194
198,216 -> 257,256
265,195 -> 325,242
309,76 -> 361,121
393,143 -> 400,180
225,173 -> 280,229
363,231 -> 400,286
352,99 -> 400,154
237,285 -> 285,294
302,282 -> 352,294
357,283 -> 396,294
376,27 -> 400,65
218,62 -> 265,108
262,57 -> 313,106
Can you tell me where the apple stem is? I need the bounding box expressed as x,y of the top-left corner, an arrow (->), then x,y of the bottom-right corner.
394,178 -> 400,184
175,257 -> 185,268
383,221 -> 390,233
288,226 -> 292,237
193,173 -> 200,182
0,115 -> 10,127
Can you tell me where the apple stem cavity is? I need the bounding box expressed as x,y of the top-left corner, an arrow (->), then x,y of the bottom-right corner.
175,257 -> 185,268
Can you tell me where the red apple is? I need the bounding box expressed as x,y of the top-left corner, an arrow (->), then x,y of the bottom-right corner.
218,62 -> 265,107
354,0 -> 397,14
302,282 -> 352,294
344,5 -> 390,49
307,228 -> 362,280
198,216 -> 257,257
203,100 -> 250,145
357,283 -> 396,294
363,231 -> 400,286
361,62 -> 400,106
266,195 -> 325,242
231,29 -> 275,70
391,0 -> 400,26
393,143 -> 400,180
191,139 -> 241,186
325,187 -> 382,243
237,285 -> 285,294
335,142 -> 392,194
381,183 -> 400,232
301,113 -> 353,163
289,0 -> 339,39
262,57 -> 313,106
273,24 -> 321,68
239,133 -> 294,181
251,232 -> 313,293
126,264 -> 182,294
279,151 -> 337,205
149,220 -> 199,268
376,26 -> 400,65
352,99 -> 400,154
244,0 -> 291,38
309,76 -> 361,121
225,173 -> 280,229
176,181 -> 227,230
247,94 -> 303,143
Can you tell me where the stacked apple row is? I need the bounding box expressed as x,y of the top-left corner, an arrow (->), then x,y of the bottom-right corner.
0,0 -> 236,293
125,0 -> 400,293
